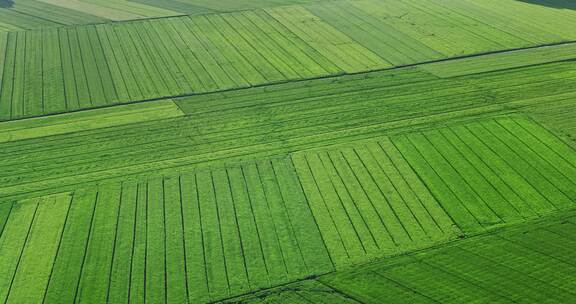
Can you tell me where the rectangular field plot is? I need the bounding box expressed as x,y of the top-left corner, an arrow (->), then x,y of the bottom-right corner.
0,7 -> 386,120
392,116 -> 576,233
292,141 -> 460,267
0,0 -> 178,29
0,193 -> 73,304
0,0 -> 327,30
522,97 -> 576,149
264,6 -> 391,72
421,42 -> 576,78
308,0 -> 569,59
0,158 -> 333,303
321,211 -> 576,304
290,115 -> 576,267
0,99 -> 184,143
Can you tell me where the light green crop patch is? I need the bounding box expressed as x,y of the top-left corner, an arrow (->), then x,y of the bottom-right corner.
0,192 -> 73,304
421,42 -> 576,78
0,99 -> 184,143
36,0 -> 179,20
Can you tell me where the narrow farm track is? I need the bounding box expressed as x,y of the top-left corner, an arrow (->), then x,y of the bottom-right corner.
0,0 -> 575,303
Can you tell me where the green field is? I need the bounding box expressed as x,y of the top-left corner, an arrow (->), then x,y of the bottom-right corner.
0,0 -> 575,303
229,210 -> 576,303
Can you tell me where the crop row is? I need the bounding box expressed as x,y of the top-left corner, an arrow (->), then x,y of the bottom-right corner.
0,8 -> 388,120
3,0 -> 576,120
321,212 -> 576,303
0,0 -> 180,30
308,0 -> 576,61
1,61 -> 576,198
292,138 -> 457,267
421,42 -> 576,78
393,117 -> 576,232
0,0 -> 329,31
223,212 -> 576,303
522,97 -> 576,149
0,158 -> 332,303
291,116 -> 576,267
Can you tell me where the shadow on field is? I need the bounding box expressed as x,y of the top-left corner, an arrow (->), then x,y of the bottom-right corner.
519,0 -> 576,10
0,0 -> 14,8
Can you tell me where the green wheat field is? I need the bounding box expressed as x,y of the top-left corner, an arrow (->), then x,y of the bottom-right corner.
0,0 -> 575,303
